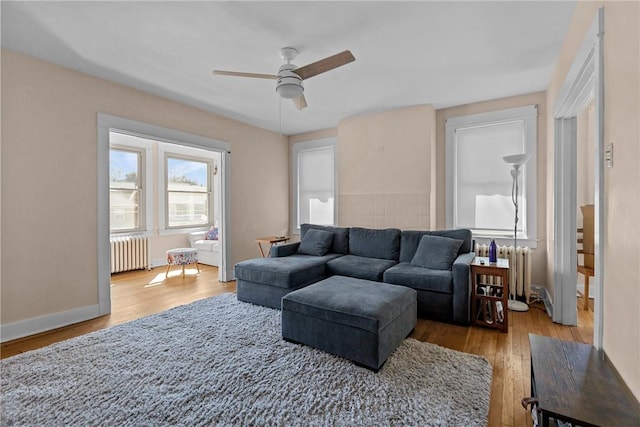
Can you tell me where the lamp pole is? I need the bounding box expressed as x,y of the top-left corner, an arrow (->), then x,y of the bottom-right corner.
503,154 -> 530,312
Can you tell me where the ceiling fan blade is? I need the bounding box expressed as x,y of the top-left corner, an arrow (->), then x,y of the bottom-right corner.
292,94 -> 308,110
293,50 -> 355,80
212,70 -> 278,80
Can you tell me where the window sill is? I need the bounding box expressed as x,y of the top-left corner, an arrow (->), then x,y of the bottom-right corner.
159,226 -> 210,237
473,235 -> 538,249
110,230 -> 153,238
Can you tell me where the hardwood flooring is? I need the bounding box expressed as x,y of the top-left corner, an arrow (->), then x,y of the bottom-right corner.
1,264 -> 233,359
1,266 -> 594,426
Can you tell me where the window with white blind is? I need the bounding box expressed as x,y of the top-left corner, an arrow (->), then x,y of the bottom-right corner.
110,147 -> 144,232
446,105 -> 537,247
164,154 -> 212,229
292,139 -> 336,231
108,132 -> 153,234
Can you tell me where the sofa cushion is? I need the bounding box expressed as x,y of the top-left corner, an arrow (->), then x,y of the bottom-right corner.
399,229 -> 472,263
301,224 -> 350,254
326,254 -> 397,282
348,227 -> 401,261
411,235 -> 463,270
234,254 -> 341,289
297,229 -> 334,256
383,262 -> 454,294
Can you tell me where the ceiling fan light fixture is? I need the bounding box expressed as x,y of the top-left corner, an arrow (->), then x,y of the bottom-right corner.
276,82 -> 303,99
276,64 -> 304,99
213,47 -> 354,108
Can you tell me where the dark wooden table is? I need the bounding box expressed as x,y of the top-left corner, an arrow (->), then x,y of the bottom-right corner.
529,334 -> 640,426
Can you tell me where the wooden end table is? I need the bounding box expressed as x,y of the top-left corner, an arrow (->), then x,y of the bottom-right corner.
255,236 -> 290,257
471,256 -> 509,332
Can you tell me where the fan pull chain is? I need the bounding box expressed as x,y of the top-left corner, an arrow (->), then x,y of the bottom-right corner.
278,96 -> 282,136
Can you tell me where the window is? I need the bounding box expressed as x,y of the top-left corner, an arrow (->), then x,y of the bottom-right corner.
292,139 -> 336,230
109,146 -> 144,232
165,154 -> 212,228
446,105 -> 537,247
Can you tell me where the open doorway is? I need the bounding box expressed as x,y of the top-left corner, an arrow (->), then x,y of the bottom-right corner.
552,8 -> 604,348
576,101 -> 596,312
109,131 -> 222,270
97,114 -> 231,317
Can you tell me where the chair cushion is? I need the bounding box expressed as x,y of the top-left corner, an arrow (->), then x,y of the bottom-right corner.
383,262 -> 453,294
326,254 -> 397,282
301,224 -> 350,254
166,248 -> 198,265
411,235 -> 463,270
348,227 -> 401,261
297,229 -> 334,256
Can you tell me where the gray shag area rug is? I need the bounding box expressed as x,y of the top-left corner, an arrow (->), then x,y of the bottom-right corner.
1,293 -> 492,426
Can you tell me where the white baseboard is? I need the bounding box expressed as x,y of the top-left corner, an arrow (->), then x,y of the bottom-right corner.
1,304 -> 102,343
150,257 -> 168,268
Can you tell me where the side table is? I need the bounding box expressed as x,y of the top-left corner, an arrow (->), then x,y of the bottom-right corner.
528,334 -> 640,426
471,256 -> 509,332
255,236 -> 290,257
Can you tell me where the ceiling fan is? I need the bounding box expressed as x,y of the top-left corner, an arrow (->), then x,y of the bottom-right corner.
213,47 -> 355,110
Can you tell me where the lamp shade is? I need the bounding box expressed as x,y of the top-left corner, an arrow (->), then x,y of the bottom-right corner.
503,153 -> 531,166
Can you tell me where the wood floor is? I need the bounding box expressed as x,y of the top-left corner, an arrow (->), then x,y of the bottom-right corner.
1,266 -> 594,426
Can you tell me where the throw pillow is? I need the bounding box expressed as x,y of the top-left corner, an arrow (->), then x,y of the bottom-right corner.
411,235 -> 464,270
206,226 -> 219,240
297,229 -> 334,256
300,224 -> 350,254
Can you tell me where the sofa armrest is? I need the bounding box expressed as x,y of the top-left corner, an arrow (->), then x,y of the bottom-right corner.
451,252 -> 475,324
269,242 -> 300,257
188,231 -> 208,246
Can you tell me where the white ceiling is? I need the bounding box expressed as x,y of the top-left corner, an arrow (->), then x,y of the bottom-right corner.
1,1 -> 576,136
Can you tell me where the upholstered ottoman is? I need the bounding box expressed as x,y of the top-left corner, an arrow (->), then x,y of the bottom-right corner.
282,275 -> 417,371
166,248 -> 199,278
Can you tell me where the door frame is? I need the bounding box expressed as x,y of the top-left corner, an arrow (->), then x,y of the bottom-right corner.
97,114 -> 232,315
552,8 -> 604,348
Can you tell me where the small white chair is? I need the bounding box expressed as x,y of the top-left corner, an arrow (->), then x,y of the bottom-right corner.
187,231 -> 221,267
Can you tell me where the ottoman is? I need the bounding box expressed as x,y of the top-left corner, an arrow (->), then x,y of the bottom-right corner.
166,248 -> 200,278
282,275 -> 417,371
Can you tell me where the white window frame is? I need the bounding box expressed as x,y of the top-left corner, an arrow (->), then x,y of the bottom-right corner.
291,138 -> 337,234
445,105 -> 538,248
108,134 -> 153,235
159,143 -> 217,235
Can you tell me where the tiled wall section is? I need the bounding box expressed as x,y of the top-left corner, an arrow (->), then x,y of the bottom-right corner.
338,193 -> 430,230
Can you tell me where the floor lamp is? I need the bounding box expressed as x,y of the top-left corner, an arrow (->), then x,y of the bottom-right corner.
503,153 -> 530,312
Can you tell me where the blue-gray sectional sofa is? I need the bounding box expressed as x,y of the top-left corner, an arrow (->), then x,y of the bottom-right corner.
235,224 -> 475,325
